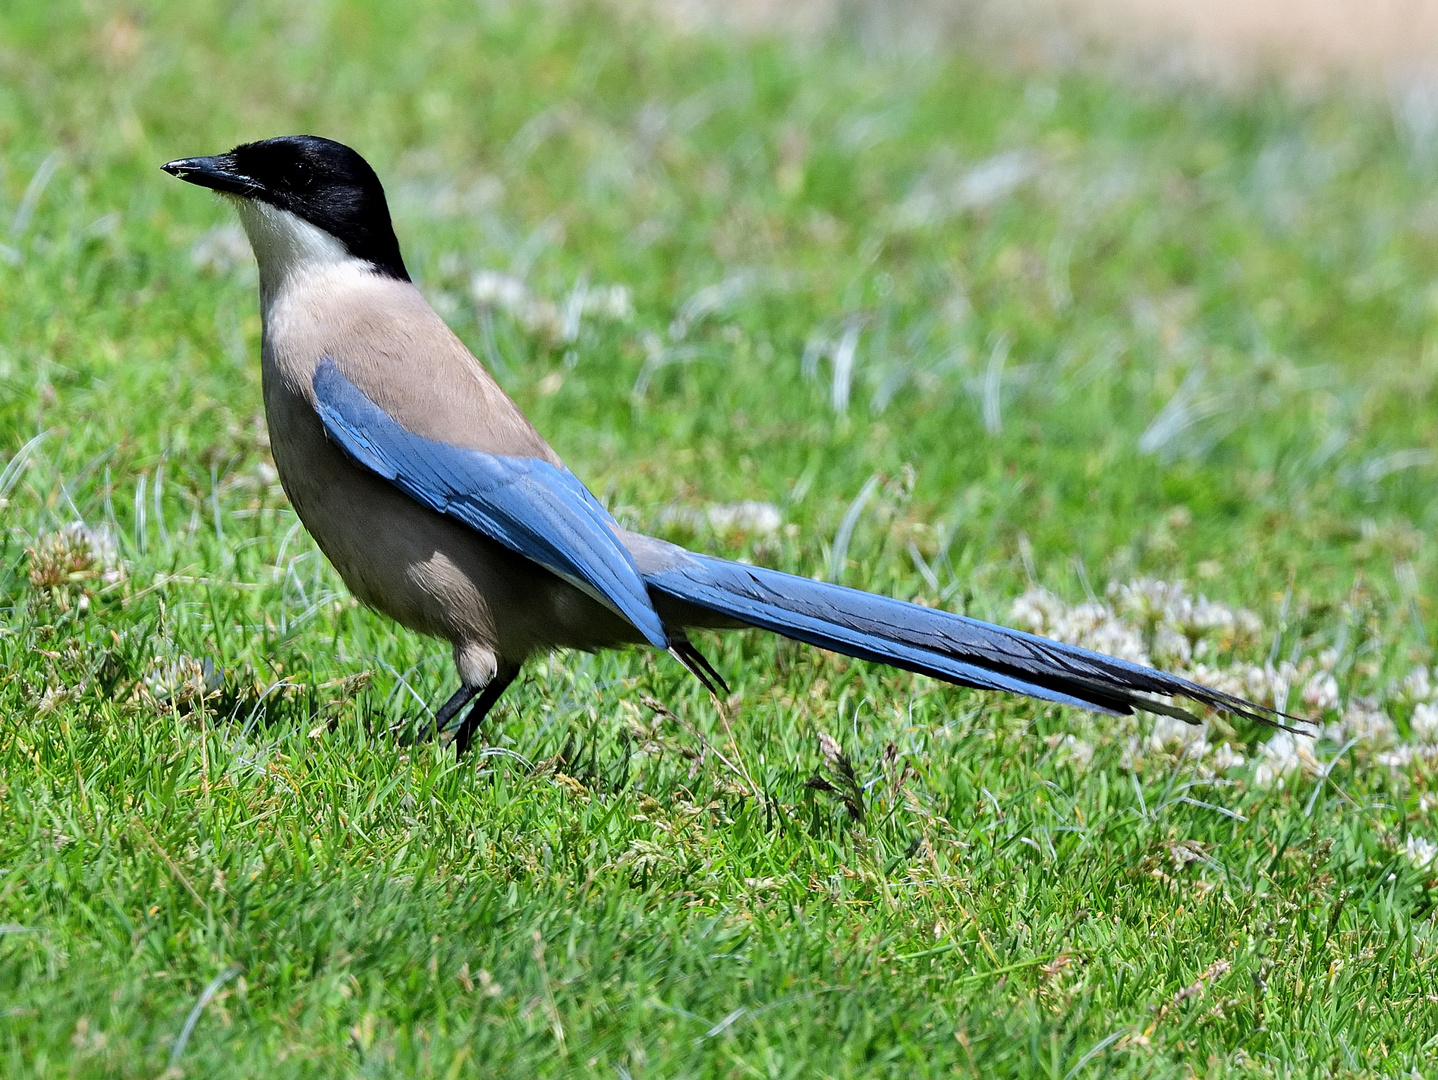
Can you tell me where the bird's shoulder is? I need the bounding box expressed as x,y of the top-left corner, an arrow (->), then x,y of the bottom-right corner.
270,264 -> 560,464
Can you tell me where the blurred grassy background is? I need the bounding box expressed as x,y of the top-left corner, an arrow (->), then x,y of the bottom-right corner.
662,0 -> 1438,87
2,1 -> 1438,1076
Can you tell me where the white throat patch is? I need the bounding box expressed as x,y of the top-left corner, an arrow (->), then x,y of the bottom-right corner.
231,198 -> 363,309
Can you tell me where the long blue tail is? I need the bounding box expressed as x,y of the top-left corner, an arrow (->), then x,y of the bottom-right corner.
645,552 -> 1297,730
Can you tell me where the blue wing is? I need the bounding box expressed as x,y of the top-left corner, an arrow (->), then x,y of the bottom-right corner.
312,359 -> 669,649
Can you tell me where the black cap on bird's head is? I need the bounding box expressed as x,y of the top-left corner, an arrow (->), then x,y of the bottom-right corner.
162,135 -> 408,281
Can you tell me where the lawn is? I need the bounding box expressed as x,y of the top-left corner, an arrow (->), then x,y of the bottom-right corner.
3,1 -> 1438,1076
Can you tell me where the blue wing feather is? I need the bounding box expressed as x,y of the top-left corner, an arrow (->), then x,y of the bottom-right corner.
312,359 -> 669,649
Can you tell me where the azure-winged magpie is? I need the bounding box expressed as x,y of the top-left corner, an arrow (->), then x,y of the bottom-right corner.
163,136 -> 1302,754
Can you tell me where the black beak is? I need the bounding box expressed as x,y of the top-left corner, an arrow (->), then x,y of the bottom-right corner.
161,154 -> 257,198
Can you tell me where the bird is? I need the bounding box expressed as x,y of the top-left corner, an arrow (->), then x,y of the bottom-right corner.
161,135 -> 1299,755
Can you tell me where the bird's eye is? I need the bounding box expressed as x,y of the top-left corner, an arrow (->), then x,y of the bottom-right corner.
291,162 -> 313,189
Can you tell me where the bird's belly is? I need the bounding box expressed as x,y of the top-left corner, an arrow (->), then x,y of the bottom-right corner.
262,382 -> 638,658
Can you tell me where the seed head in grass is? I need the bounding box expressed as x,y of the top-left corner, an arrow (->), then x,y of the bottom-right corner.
25,522 -> 125,613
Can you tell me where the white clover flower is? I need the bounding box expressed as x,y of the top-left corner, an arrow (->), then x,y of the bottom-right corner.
1254,731 -> 1318,788
1210,743 -> 1246,772
28,522 -> 124,588
1405,835 -> 1437,872
1109,577 -> 1180,628
1011,587 -> 1150,667
1009,587 -> 1074,636
1151,625 -> 1193,667
1401,666 -> 1435,703
27,522 -> 127,612
1377,745 -> 1417,769
1146,715 -> 1207,754
1301,671 -> 1340,713
1055,734 -> 1094,771
1339,701 -> 1395,746
140,655 -> 222,708
1412,702 -> 1438,743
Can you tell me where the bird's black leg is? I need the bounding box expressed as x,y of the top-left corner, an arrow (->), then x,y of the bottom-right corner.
406,682 -> 480,744
451,663 -> 521,757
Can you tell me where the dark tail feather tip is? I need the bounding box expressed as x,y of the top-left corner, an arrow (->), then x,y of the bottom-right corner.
670,639 -> 729,697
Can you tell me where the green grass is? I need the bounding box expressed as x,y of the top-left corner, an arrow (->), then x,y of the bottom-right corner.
3,2 -> 1438,1075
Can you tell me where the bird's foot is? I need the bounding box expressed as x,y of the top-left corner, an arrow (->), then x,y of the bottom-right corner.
384,667 -> 521,757
390,682 -> 481,748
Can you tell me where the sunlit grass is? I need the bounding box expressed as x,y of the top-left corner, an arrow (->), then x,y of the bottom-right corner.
2,2 -> 1437,1075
